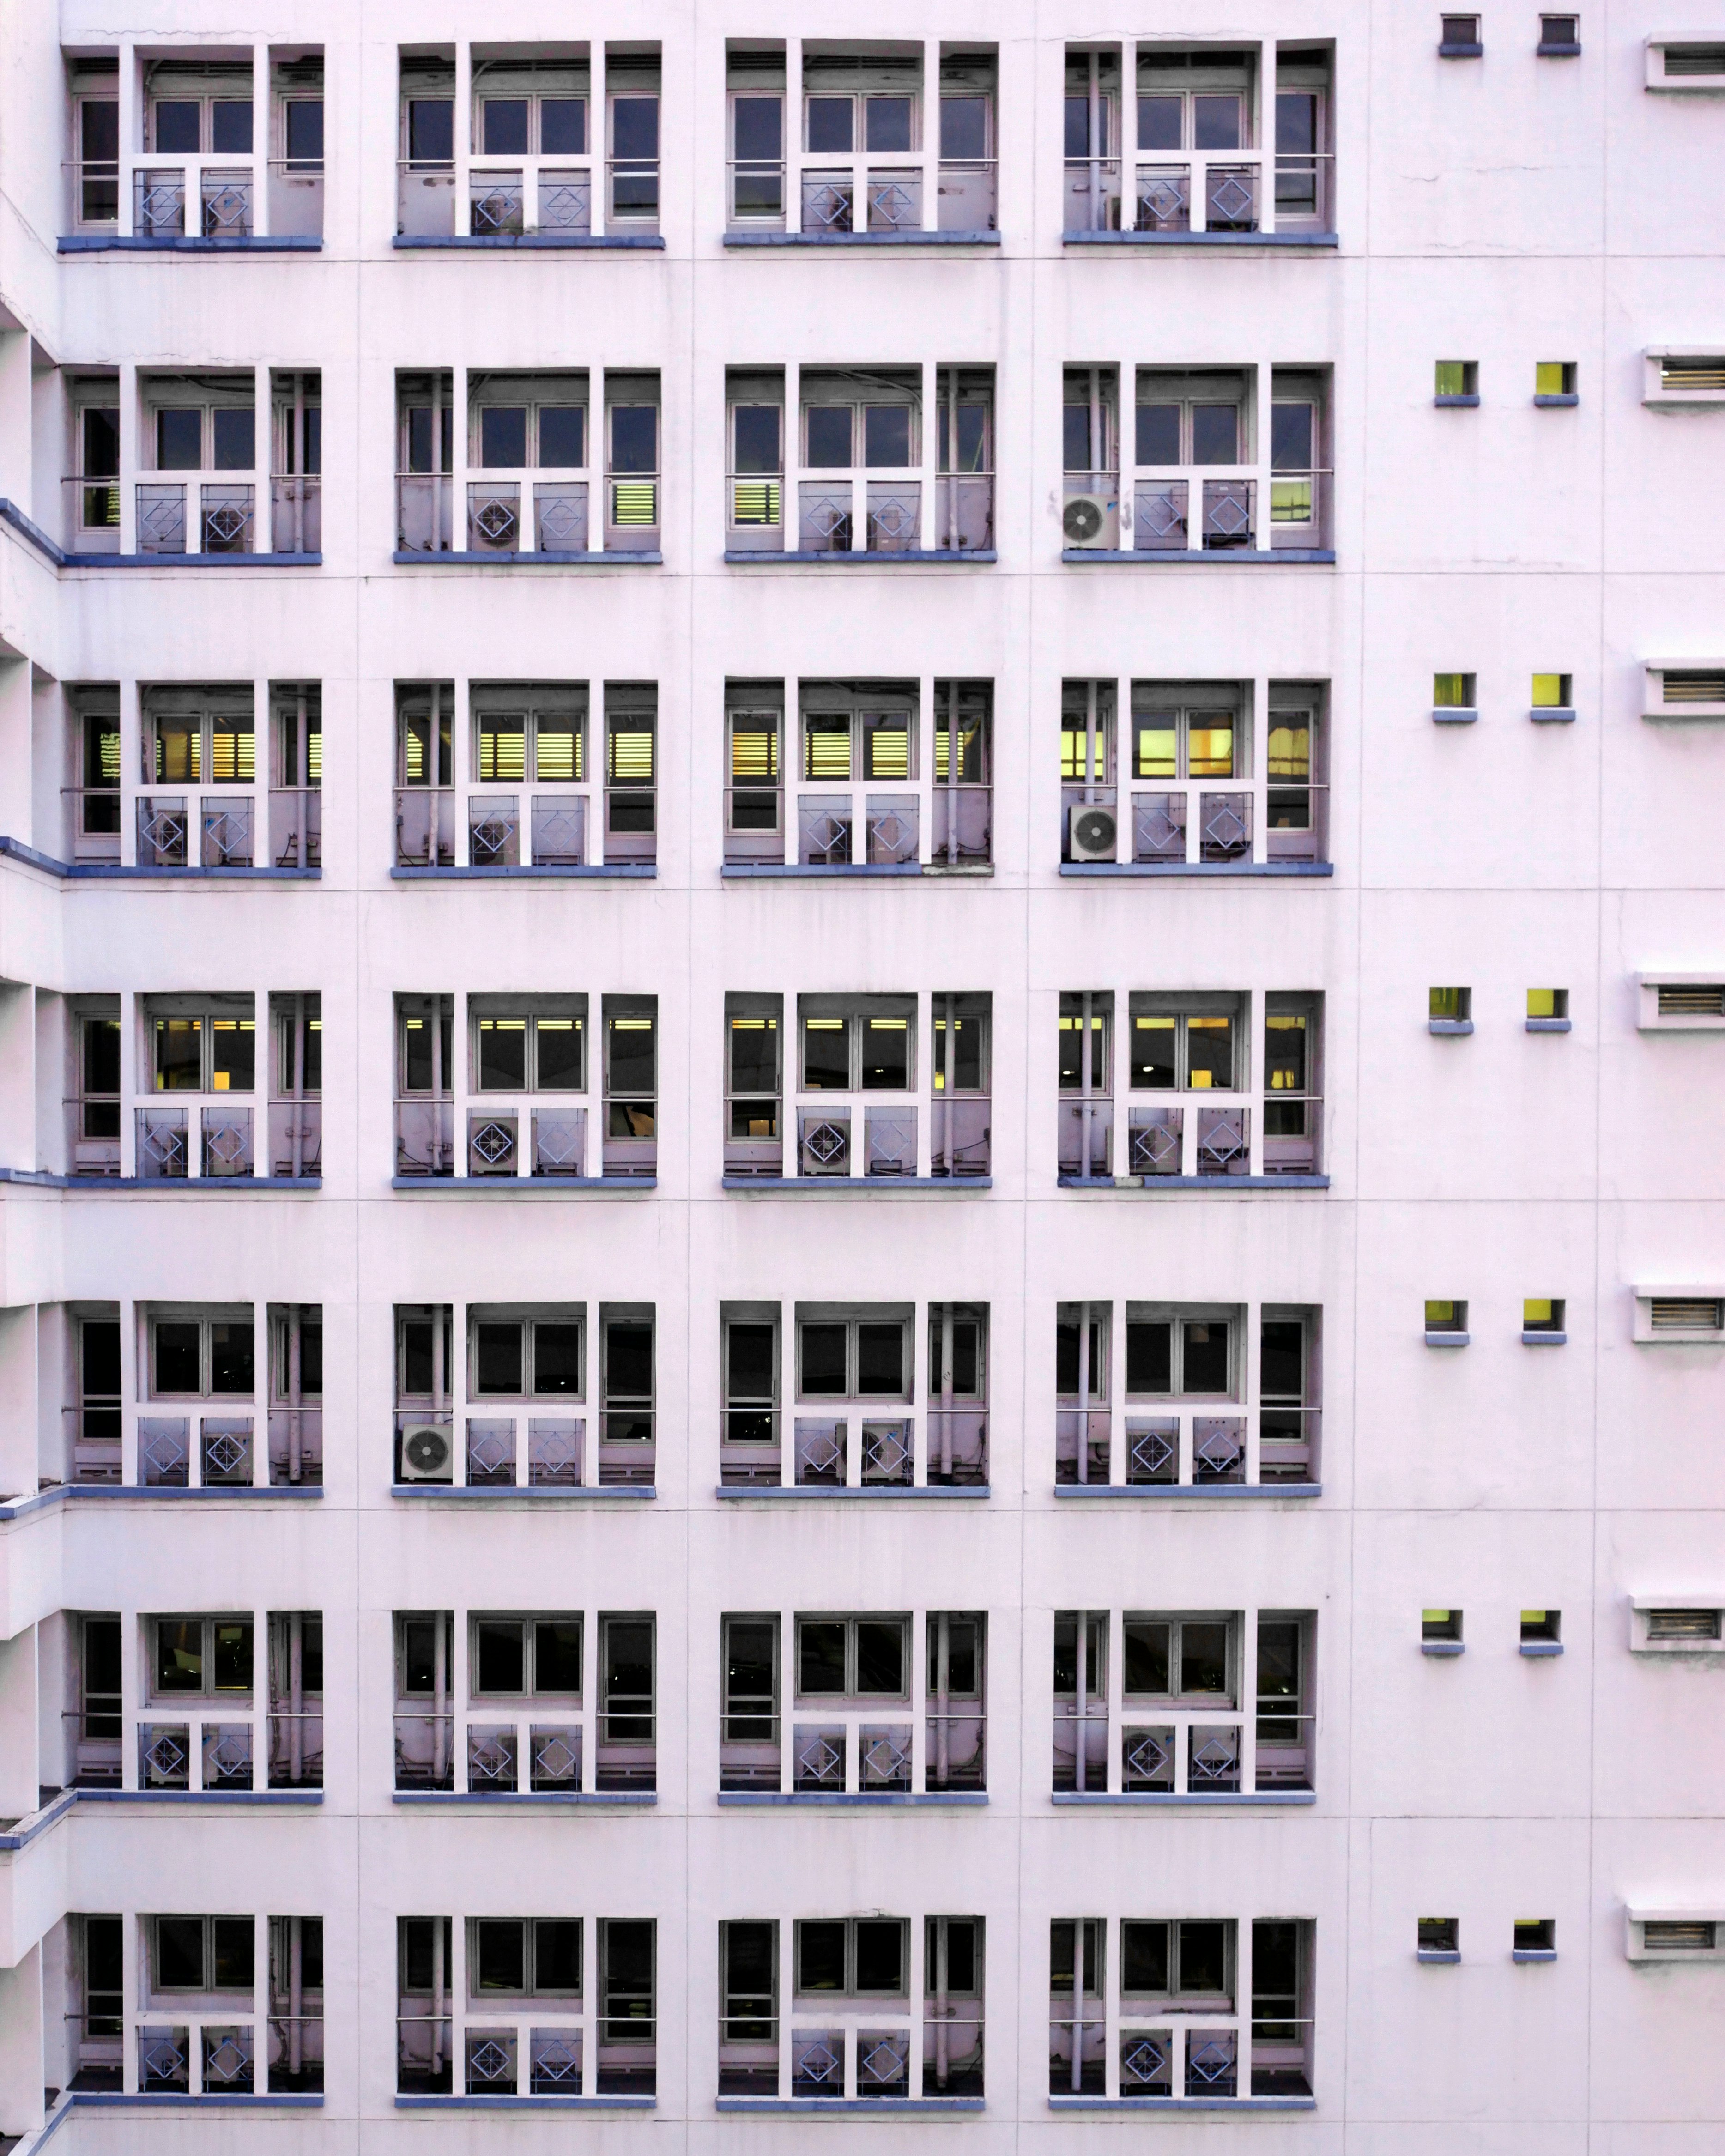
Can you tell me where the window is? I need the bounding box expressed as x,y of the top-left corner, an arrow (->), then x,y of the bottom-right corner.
1432,672 -> 1476,715
602,1003 -> 656,1172
801,1002 -> 914,1090
720,1920 -> 778,2094
1520,1609 -> 1562,1645
1531,672 -> 1573,713
151,1004 -> 255,1092
478,93 -> 587,157
1422,1609 -> 1463,1645
151,1615 -> 254,1698
76,1317 -> 122,1475
1513,1919 -> 1556,1957
1433,361 -> 1478,402
76,95 -> 119,222
604,688 -> 656,855
470,1616 -> 583,1699
1423,1299 -> 1468,1340
1535,361 -> 1577,400
730,91 -> 785,221
76,1011 -> 121,1143
726,1007 -> 781,1160
1439,16 -> 1483,56
1537,16 -> 1581,56
1527,989 -> 1569,1024
151,1314 -> 254,1396
151,1916 -> 255,1996
1523,1298 -> 1565,1338
1125,1313 -> 1238,1398
147,81 -> 254,155
1121,1920 -> 1234,2009
797,1616 -> 909,1701
470,1918 -> 581,1997
472,1008 -> 586,1093
1428,987 -> 1471,1029
1418,1917 -> 1459,1957
1135,371 -> 1246,467
797,1918 -> 908,1998
1129,999 -> 1241,1091
798,1314 -> 911,1400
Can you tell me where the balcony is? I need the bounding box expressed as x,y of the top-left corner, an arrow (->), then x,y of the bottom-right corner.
725,367 -> 994,563
129,1612 -> 324,1793
724,43 -> 999,246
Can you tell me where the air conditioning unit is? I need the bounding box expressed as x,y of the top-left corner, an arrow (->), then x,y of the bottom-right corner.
1062,493 -> 1114,547
399,1423 -> 454,1482
1069,803 -> 1118,862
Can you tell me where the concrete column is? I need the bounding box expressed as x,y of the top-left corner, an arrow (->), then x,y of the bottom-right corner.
252,43 -> 272,236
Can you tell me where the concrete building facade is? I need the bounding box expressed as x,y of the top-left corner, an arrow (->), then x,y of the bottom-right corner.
1,2 -> 1724,2148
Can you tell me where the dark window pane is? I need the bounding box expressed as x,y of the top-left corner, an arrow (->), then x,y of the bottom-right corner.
1121,1920 -> 1169,1993
153,101 -> 201,153
863,405 -> 911,468
535,1620 -> 583,1693
610,405 -> 657,474
83,408 -> 120,478
1064,96 -> 1092,159
533,1017 -> 584,1089
854,1921 -> 903,1993
475,1322 -> 523,1394
212,407 -> 255,471
942,1920 -> 977,1992
859,1018 -> 909,1089
155,1618 -> 203,1692
475,1620 -> 526,1694
606,1019 -> 656,1096
284,100 -> 324,162
733,405 -> 781,475
856,1322 -> 904,1395
1257,1621 -> 1301,1699
1183,1320 -> 1230,1393
734,97 -> 782,160
805,406 -> 853,469
800,1322 -> 847,1394
157,408 -> 203,469
1130,1018 -> 1176,1090
400,1320 -> 432,1397
479,406 -> 527,470
82,99 -> 119,160
1186,1017 -> 1234,1089
301,1619 -> 324,1692
84,1016 -> 121,1093
539,405 -> 585,469
1135,402 -> 1181,466
611,97 -> 658,158
1123,1619 -> 1171,1694
536,1920 -> 581,1992
533,1323 -> 583,1395
1191,404 -> 1238,465
603,1622 -> 653,1710
726,1624 -> 775,1721
402,1918 -> 438,1989
727,1323 -> 776,1397
940,96 -> 987,158
209,1322 -> 254,1394
1252,1919 -> 1300,2000
477,1017 -> 527,1090
730,1020 -> 779,1092
1125,1321 -> 1172,1393
154,1321 -> 202,1393
728,1920 -> 775,1991
1271,404 -> 1314,471
408,100 -> 454,163
155,1916 -> 206,1988
299,1322 -> 324,1396
1180,1622 -> 1230,1695
802,1017 -> 850,1089
1052,1615 -> 1077,1693
211,100 -> 253,153
806,98 -> 853,153
475,1919 -> 527,1991
1260,1320 -> 1304,1399
1276,93 -> 1316,156
212,1621 -> 252,1692
541,99 -> 586,154
798,1920 -> 847,1990
1138,94 -> 1183,149
1063,402 -> 1095,473
483,100 -> 529,154
1179,1920 -> 1229,1996
605,1321 -> 654,1399
798,1621 -> 847,1694
866,97 -> 912,152
1193,95 -> 1241,150
401,1618 -> 441,1692
855,1621 -> 905,1695
83,1319 -> 122,1395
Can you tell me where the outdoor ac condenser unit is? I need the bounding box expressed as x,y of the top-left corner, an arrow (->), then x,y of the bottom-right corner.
399,1424 -> 454,1481
1069,803 -> 1119,861
1062,493 -> 1114,546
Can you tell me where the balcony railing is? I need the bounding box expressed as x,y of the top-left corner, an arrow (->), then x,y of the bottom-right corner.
395,1099 -> 454,1176
268,1101 -> 322,1177
132,166 -> 255,238
723,1409 -> 986,1492
269,786 -> 321,868
395,788 -> 455,867
136,480 -> 256,555
1062,1095 -> 1320,1181
464,1103 -> 589,1177
1068,150 -> 1335,236
1056,1404 -> 1320,1490
269,475 -> 321,554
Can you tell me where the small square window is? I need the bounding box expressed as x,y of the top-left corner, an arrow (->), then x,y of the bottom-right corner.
1526,987 -> 1569,1030
1434,361 -> 1478,402
1440,15 -> 1483,55
1520,1608 -> 1562,1643
1522,1298 -> 1566,1337
1531,673 -> 1571,709
1432,672 -> 1476,711
1422,1608 -> 1463,1642
1424,1298 -> 1467,1333
1534,362 -> 1577,400
1513,1918 -> 1556,1956
1537,16 -> 1581,56
1428,987 -> 1471,1030
1417,1916 -> 1459,1956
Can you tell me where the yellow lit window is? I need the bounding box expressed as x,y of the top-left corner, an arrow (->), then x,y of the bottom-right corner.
1432,674 -> 1472,708
804,714 -> 852,781
1531,674 -> 1568,709
1267,721 -> 1310,781
477,716 -> 527,782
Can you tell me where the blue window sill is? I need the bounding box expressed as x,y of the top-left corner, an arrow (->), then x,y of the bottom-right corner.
3,835 -> 319,879
718,2098 -> 985,2114
715,1484 -> 988,1501
393,233 -> 664,251
1537,41 -> 1582,57
1052,1789 -> 1315,1807
721,863 -> 981,879
1422,1641 -> 1466,1656
1424,1331 -> 1471,1347
1417,1949 -> 1462,1964
1,500 -> 321,570
1526,1017 -> 1572,1032
1513,1949 -> 1558,1963
392,549 -> 660,566
56,2093 -> 325,2110
393,1790 -> 656,1807
1432,707 -> 1478,724
1053,1482 -> 1321,1501
1062,547 -> 1334,565
724,548 -> 996,566
725,230 -> 999,248
722,1176 -> 991,1192
390,1482 -> 654,1501
390,1176 -> 656,1192
1522,1329 -> 1568,1345
1434,394 -> 1480,407
1530,706 -> 1577,722
1534,393 -> 1580,406
1520,1641 -> 1565,1656
390,864 -> 654,880
1063,229 -> 1337,249
718,1791 -> 987,1807
1049,2095 -> 1314,2112
0,1484 -> 320,1521
1439,41 -> 1485,57
1056,1174 -> 1329,1191
59,234 -> 321,253
397,2094 -> 656,2108
1059,860 -> 1332,878
1429,1019 -> 1474,1035
0,1168 -> 319,1191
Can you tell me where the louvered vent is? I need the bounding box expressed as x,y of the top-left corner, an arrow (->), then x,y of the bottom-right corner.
1660,359 -> 1725,393
1646,1608 -> 1722,1642
1657,984 -> 1725,1016
1644,1920 -> 1718,1950
1649,1298 -> 1725,1330
1663,671 -> 1725,704
1664,45 -> 1725,77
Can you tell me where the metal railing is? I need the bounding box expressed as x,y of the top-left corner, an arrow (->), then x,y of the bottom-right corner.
396,473 -> 455,553
269,786 -> 321,868
134,481 -> 256,555
395,787 -> 455,867
395,1098 -> 454,1176
1057,1405 -> 1321,1489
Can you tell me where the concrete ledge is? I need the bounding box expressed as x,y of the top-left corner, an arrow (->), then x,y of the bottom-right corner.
1434,393 -> 1481,406
390,1483 -> 654,1502
1062,547 -> 1334,565
0,1168 -> 321,1191
1059,860 -> 1332,878
724,549 -> 997,566
725,230 -> 1000,248
392,549 -> 660,566
1533,393 -> 1580,406
393,234 -> 664,251
56,2092 -> 325,2108
1520,1641 -> 1565,1657
0,1485 -> 321,1521
722,1176 -> 991,1193
718,1791 -> 987,1807
1049,2095 -> 1315,2112
59,234 -> 321,253
0,839 -> 320,879
1428,1019 -> 1475,1035
1052,1790 -> 1316,1807
1056,1175 -> 1329,1191
1522,1330 -> 1568,1345
389,864 -> 654,880
65,1788 -> 321,1807
1431,708 -> 1479,724
392,1791 -> 655,1807
1526,1017 -> 1572,1031
722,863 -> 992,879
1422,1641 -> 1466,1657
396,2093 -> 656,2107
1053,1483 -> 1321,1500
1424,1331 -> 1471,1347
1064,229 -> 1337,249
390,1176 -> 656,1192
715,1484 -> 988,1501
1530,706 -> 1577,722
74,552 -> 321,568
0,497 -> 72,563
1513,1948 -> 1558,1963
1417,1949 -> 1462,1964
718,2098 -> 985,2114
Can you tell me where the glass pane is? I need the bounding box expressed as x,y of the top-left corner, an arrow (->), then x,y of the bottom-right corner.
480,406 -> 528,469
940,96 -> 986,158
533,1017 -> 584,1090
1130,1017 -> 1175,1089
855,1621 -> 905,1694
1138,94 -> 1183,149
1122,1618 -> 1171,1693
211,100 -> 253,153
798,1621 -> 847,1693
609,405 -> 657,474
1192,95 -> 1241,150
863,405 -> 912,468
153,101 -> 201,153
284,99 -> 324,162
477,713 -> 525,783
539,406 -> 585,469
1185,1017 -> 1233,1089
866,97 -> 913,152
859,1017 -> 909,1089
605,1016 -> 656,1095
734,96 -> 782,159
1179,1621 -> 1229,1694
806,98 -> 853,153
864,711 -> 911,779
611,96 -> 659,158
1125,1320 -> 1172,1392
1186,722 -> 1235,777
155,1017 -> 203,1090
533,1322 -> 583,1393
801,1014 -> 850,1088
1191,404 -> 1238,465
156,408 -> 203,470
1265,1013 -> 1308,1091
1135,718 -> 1177,777
209,713 -> 254,782
541,98 -> 585,153
84,1016 -> 121,1093
209,1017 -> 254,1091
1276,91 -> 1316,156
1182,1320 -> 1230,1393
82,407 -> 120,478
82,99 -> 119,160
799,1321 -> 848,1394
475,1320 -> 524,1394
477,1016 -> 527,1090
476,1620 -> 526,1692
1271,404 -> 1314,471
483,99 -> 529,154
1135,403 -> 1180,466
856,1321 -> 904,1393
155,1618 -> 204,1691
729,1016 -> 778,1091
475,1920 -> 527,1991
212,1620 -> 253,1690
534,1621 -> 583,1694
409,100 -> 454,163
733,405 -> 781,474
212,407 -> 255,471
805,406 -> 853,468
209,1321 -> 254,1392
